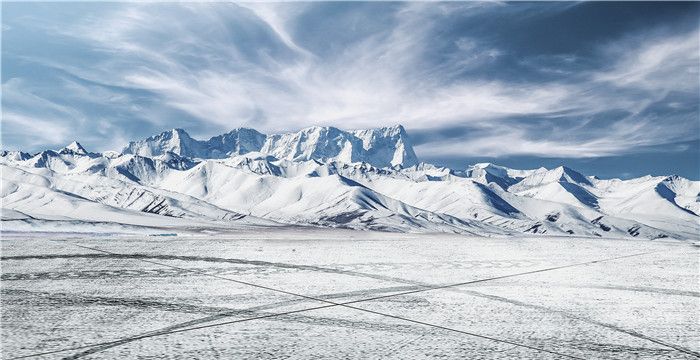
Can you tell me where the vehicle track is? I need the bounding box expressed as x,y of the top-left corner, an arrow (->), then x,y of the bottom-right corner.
0,253 -> 433,285
6,245 -> 697,359
6,244 -> 597,360
64,249 -> 700,359
1,266 -> 287,281
583,285 -> 699,298
56,285 -> 431,359
450,288 -> 700,357
1,259 -> 539,282
8,251 -> 690,357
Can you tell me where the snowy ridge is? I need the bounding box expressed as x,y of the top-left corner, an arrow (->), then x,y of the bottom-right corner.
2,126 -> 698,239
122,125 -> 417,168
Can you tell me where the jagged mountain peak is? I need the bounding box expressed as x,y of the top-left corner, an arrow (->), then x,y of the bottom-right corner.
551,165 -> 592,185
468,162 -> 510,175
122,128 -> 201,158
471,162 -> 498,168
514,165 -> 592,189
205,127 -> 266,156
119,125 -> 418,168
351,125 -> 418,168
376,124 -> 408,134
662,174 -> 684,183
297,125 -> 348,139
170,128 -> 188,135
223,127 -> 264,135
60,141 -> 88,155
300,125 -> 339,132
0,150 -> 32,162
148,128 -> 192,141
261,126 -> 360,165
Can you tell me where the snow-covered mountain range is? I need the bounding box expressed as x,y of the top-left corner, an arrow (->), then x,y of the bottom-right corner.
122,125 -> 417,168
2,125 -> 698,239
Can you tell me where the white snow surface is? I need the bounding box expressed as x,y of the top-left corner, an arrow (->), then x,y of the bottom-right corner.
3,232 -> 697,359
2,127 -> 698,239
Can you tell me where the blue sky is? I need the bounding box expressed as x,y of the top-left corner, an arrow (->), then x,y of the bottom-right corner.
2,2 -> 698,179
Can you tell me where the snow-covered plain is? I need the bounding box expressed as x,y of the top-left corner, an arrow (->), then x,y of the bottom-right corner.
1,230 -> 698,359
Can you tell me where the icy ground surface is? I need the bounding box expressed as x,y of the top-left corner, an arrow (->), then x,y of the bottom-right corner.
1,229 -> 698,359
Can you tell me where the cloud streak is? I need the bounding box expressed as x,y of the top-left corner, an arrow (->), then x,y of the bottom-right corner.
2,2 -> 698,164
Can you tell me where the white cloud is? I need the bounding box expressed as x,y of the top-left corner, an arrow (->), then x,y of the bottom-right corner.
3,3 -> 698,159
593,30 -> 700,92
1,77 -> 137,152
416,112 -> 698,158
2,112 -> 71,149
48,4 -> 575,130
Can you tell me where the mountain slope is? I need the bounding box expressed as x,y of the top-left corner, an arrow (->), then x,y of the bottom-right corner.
1,164 -> 272,229
260,125 -> 418,168
204,128 -> 267,157
1,125 -> 697,239
122,125 -> 418,167
509,166 -> 592,192
158,161 -> 498,233
123,128 -> 204,158
464,163 -> 536,190
351,125 -> 418,167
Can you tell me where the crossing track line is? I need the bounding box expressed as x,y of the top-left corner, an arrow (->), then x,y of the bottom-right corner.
8,241 -> 679,360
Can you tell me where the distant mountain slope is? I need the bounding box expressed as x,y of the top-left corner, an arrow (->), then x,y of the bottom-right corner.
1,164 -> 272,229
1,126 -> 697,239
509,166 -> 592,191
215,155 -> 687,239
122,125 -> 418,168
464,163 -> 536,190
123,128 -> 204,158
158,161 -> 494,233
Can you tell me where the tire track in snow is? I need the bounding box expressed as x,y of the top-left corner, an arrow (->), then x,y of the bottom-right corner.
1,288 -> 424,335
0,253 -> 423,285
1,266 -> 291,281
7,248 -> 696,359
88,251 -> 699,359
54,284 -> 429,359
583,285 -> 699,298
447,289 -> 700,358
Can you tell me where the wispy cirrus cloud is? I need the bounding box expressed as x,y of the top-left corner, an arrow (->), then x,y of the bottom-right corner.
415,26 -> 700,158
2,2 -> 698,169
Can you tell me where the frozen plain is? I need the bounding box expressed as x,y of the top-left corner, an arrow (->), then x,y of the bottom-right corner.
1,228 -> 698,359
